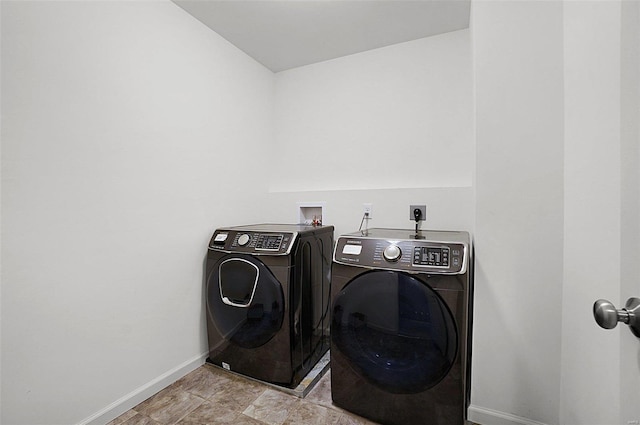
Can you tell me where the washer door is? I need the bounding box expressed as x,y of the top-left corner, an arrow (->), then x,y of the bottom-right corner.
332,270 -> 458,394
207,255 -> 284,349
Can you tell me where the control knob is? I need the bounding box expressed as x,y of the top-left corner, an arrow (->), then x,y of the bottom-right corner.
383,244 -> 402,262
237,234 -> 251,246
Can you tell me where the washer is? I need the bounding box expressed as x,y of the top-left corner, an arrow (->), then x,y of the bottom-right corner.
330,228 -> 472,425
205,224 -> 333,388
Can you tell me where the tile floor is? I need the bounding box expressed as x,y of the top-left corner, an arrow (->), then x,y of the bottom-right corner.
107,365 -> 378,425
108,365 -> 477,425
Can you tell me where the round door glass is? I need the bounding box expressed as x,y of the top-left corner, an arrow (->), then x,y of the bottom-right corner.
332,270 -> 458,394
207,255 -> 284,349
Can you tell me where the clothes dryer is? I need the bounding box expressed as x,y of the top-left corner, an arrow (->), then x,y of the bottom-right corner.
331,228 -> 472,425
206,224 -> 333,388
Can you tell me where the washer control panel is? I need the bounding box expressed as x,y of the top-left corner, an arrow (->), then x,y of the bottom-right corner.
209,230 -> 295,255
414,245 -> 453,267
333,228 -> 469,275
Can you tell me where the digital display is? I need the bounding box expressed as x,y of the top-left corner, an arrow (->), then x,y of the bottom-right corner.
414,246 -> 449,267
264,236 -> 280,245
256,234 -> 283,250
423,248 -> 442,263
343,244 -> 362,255
212,232 -> 228,246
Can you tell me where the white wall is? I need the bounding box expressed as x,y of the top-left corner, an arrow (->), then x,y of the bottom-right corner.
1,6 -> 475,422
620,3 -> 640,424
561,3 -> 622,424
563,2 -> 640,424
271,29 -> 473,192
1,2 -> 273,424
265,187 -> 474,239
3,2 -> 637,425
472,2 -> 564,424
268,29 -> 474,236
473,2 -> 640,425
1,3 -> 475,423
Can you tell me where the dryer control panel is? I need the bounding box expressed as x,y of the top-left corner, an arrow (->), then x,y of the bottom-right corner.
333,228 -> 469,275
209,229 -> 296,255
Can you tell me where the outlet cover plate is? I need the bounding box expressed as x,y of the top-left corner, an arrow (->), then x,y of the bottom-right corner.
409,205 -> 426,221
363,203 -> 373,218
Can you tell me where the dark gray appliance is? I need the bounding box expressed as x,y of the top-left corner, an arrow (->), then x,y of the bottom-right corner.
330,228 -> 473,425
206,224 -> 333,388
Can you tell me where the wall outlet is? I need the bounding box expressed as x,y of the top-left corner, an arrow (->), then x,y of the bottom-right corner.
409,205 -> 426,221
363,203 -> 373,218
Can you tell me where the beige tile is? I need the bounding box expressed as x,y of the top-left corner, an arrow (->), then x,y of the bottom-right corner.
242,388 -> 300,425
106,410 -> 138,425
177,400 -> 238,425
113,412 -> 164,425
134,385 -> 205,425
208,381 -> 265,411
304,371 -> 334,410
229,414 -> 267,425
283,401 -> 342,425
134,385 -> 178,412
124,364 -> 458,425
174,366 -> 235,400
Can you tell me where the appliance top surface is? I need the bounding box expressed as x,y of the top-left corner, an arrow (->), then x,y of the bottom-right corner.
222,223 -> 332,234
334,228 -> 470,274
341,228 -> 469,244
209,224 -> 333,256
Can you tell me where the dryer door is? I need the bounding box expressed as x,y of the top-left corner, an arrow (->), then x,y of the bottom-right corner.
332,270 -> 458,394
207,255 -> 284,349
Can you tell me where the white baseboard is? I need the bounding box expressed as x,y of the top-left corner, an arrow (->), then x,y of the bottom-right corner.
468,405 -> 551,425
77,352 -> 209,425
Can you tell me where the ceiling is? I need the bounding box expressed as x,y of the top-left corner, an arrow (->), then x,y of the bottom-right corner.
172,0 -> 471,72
